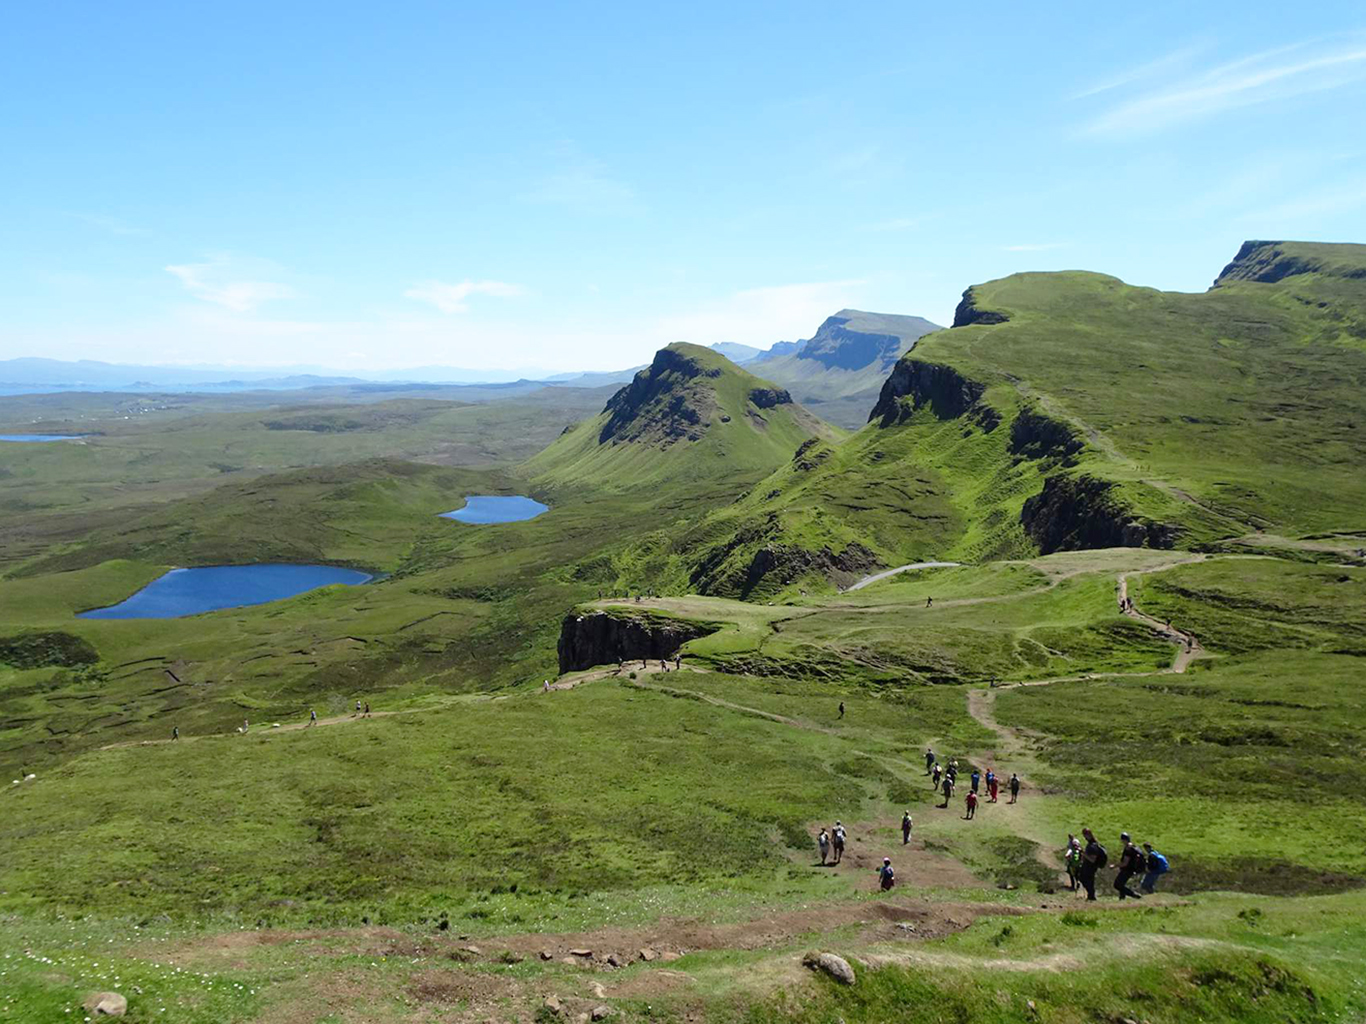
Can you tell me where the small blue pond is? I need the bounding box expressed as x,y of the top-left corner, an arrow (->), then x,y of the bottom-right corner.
78,564 -> 373,620
440,495 -> 549,524
0,434 -> 85,442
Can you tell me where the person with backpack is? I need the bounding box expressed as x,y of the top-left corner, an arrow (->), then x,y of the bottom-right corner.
901,810 -> 913,845
832,822 -> 846,864
817,828 -> 830,866
925,747 -> 935,774
940,773 -> 955,809
1140,842 -> 1169,894
932,763 -> 943,789
1114,833 -> 1144,899
172,725 -> 179,741
1009,773 -> 1021,804
879,857 -> 896,891
1079,827 -> 1105,901
965,790 -> 978,819
838,702 -> 845,719
970,769 -> 981,794
1061,834 -> 1082,891
987,770 -> 999,803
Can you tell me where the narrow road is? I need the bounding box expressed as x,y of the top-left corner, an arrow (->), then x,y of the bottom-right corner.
844,561 -> 960,593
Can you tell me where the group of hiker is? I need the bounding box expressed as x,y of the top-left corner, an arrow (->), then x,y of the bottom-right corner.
817,821 -> 847,866
925,747 -> 1019,818
1062,829 -> 1170,899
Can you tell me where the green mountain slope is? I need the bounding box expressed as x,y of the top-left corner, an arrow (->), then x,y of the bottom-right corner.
637,241 -> 1366,598
751,309 -> 941,428
524,342 -> 834,493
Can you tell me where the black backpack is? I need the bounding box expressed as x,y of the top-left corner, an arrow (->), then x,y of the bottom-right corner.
1093,844 -> 1108,869
1130,849 -> 1147,873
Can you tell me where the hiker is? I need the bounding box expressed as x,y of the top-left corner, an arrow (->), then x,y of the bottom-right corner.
1140,843 -> 1170,893
965,790 -> 978,819
1061,834 -> 1081,891
242,718 -> 249,734
931,763 -> 943,788
1114,833 -> 1144,899
818,828 -> 830,866
675,654 -> 682,669
940,774 -> 955,809
355,700 -> 362,717
926,596 -> 933,608
1009,772 -> 1021,804
172,725 -> 179,741
879,857 -> 896,891
925,747 -> 935,773
832,821 -> 846,864
988,771 -> 999,803
543,680 -> 550,692
1079,827 -> 1105,901
309,709 -> 317,726
901,810 -> 913,845
363,702 -> 371,718
838,701 -> 845,719
970,769 -> 980,794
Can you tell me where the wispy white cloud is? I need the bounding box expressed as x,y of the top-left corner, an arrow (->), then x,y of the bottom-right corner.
165,255 -> 295,312
1002,243 -> 1065,252
1071,45 -> 1204,99
403,279 -> 526,314
653,280 -> 865,348
1085,36 -> 1366,135
65,211 -> 148,236
523,147 -> 640,214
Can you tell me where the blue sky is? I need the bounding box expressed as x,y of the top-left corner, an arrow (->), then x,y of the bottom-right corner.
2,2 -> 1365,373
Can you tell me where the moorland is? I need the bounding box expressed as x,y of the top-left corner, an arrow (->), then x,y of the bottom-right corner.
2,240 -> 1365,1024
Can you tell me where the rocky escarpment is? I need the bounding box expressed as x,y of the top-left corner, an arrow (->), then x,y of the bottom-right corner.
557,610 -> 719,673
797,317 -> 904,371
0,631 -> 98,669
952,288 -> 1009,327
869,359 -> 1000,430
599,347 -> 721,445
1213,240 -> 1366,287
687,523 -> 880,598
747,386 -> 792,409
1009,406 -> 1083,462
1021,474 -> 1179,554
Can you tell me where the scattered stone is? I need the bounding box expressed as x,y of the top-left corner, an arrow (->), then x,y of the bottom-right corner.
803,952 -> 856,986
591,1006 -> 612,1021
606,953 -> 622,968
569,948 -> 593,958
540,950 -> 554,961
462,945 -> 482,955
84,992 -> 127,1017
638,947 -> 657,962
659,950 -> 682,962
561,957 -> 578,966
894,922 -> 916,933
590,982 -> 607,998
543,994 -> 562,1015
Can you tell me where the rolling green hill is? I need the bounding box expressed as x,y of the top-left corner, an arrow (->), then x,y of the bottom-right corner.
642,242 -> 1366,599
526,342 -> 835,493
752,309 -> 941,429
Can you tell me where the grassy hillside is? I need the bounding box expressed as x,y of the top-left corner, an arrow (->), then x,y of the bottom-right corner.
754,310 -> 941,429
526,342 -> 834,493
645,242 -> 1366,599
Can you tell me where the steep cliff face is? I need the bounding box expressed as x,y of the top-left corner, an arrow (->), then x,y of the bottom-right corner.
1020,474 -> 1179,554
868,359 -> 999,430
1009,406 -> 1083,462
952,288 -> 1010,327
1213,240 -> 1366,286
557,610 -> 719,673
599,347 -> 721,445
747,386 -> 793,409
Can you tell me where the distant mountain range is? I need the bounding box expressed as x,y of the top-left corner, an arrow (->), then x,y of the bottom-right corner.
0,357 -> 641,397
709,309 -> 942,429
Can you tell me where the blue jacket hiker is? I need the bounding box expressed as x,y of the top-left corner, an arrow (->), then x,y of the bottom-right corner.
1140,843 -> 1169,893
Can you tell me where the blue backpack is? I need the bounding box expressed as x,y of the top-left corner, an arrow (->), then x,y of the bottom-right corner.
1149,851 -> 1170,874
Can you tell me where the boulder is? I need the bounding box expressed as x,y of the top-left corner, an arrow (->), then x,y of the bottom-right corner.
638,947 -> 658,962
659,950 -> 682,962
84,992 -> 127,1017
605,953 -> 622,968
591,1006 -> 612,1021
568,948 -> 593,958
590,982 -> 606,999
543,994 -> 562,1015
803,952 -> 856,985
540,950 -> 554,961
